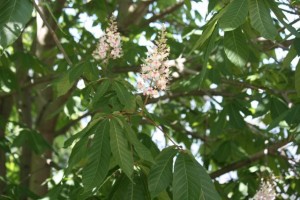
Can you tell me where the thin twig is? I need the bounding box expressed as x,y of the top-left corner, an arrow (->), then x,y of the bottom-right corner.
143,0 -> 185,26
209,138 -> 293,179
143,115 -> 182,149
32,0 -> 73,66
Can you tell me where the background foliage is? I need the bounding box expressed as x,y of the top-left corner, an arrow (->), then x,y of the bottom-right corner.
0,0 -> 300,199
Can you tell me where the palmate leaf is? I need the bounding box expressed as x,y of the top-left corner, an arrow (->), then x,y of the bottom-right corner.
0,0 -> 33,48
173,152 -> 221,200
224,28 -> 249,67
219,0 -> 248,31
82,119 -> 111,192
110,118 -> 134,179
249,0 -> 277,40
148,146 -> 178,199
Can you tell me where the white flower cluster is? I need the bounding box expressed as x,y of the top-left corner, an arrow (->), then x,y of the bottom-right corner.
253,180 -> 276,200
138,26 -> 171,97
93,17 -> 122,62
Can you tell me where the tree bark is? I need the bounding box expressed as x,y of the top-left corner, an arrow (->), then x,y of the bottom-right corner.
28,0 -> 67,196
0,96 -> 13,194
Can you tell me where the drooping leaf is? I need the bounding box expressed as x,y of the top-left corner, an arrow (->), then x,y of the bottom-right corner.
224,28 -> 249,67
249,0 -> 277,40
228,103 -> 246,129
123,122 -> 154,163
55,74 -> 74,97
110,117 -> 134,179
12,130 -> 51,155
269,97 -> 288,120
285,105 -> 300,126
294,37 -> 300,56
66,136 -> 88,174
82,119 -> 111,192
112,81 -> 130,105
109,173 -> 149,200
93,79 -> 110,103
219,0 -> 248,31
148,146 -> 178,199
198,23 -> 219,87
0,0 -> 33,48
189,20 -> 218,56
173,152 -> 221,200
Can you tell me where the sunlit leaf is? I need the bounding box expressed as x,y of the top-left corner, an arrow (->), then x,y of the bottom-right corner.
219,0 -> 248,31
0,0 -> 33,48
249,0 -> 277,40
224,28 -> 249,67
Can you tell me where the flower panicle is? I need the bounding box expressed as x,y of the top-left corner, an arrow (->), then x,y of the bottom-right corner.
253,179 -> 276,200
93,16 -> 123,62
138,26 -> 171,98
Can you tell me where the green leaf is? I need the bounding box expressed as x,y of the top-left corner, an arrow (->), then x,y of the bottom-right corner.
0,0 -> 33,48
13,130 -> 51,155
184,0 -> 191,10
267,0 -> 300,38
173,152 -> 221,200
228,103 -> 246,129
64,128 -> 88,148
296,61 -> 300,97
110,118 -> 134,179
283,46 -> 297,68
112,81 -> 129,105
82,120 -> 111,192
219,0 -> 248,31
110,173 -> 149,200
66,136 -> 88,174
188,20 -> 218,56
198,23 -> 219,88
123,122 -> 154,163
148,146 -> 178,199
285,105 -> 300,125
249,0 -> 277,40
267,109 -> 290,131
269,97 -> 288,120
93,79 -> 110,103
55,74 -> 74,97
294,38 -> 300,56
224,28 -> 249,67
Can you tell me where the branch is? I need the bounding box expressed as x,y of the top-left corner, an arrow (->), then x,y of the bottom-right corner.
146,89 -> 235,104
209,138 -> 293,179
32,0 -> 73,66
54,111 -> 93,136
0,75 -> 57,98
143,0 -> 185,26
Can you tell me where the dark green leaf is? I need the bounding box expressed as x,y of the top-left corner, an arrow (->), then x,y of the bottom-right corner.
110,118 -> 134,179
219,0 -> 248,31
82,119 -> 111,192
173,152 -> 221,200
148,146 -> 178,199
123,122 -> 154,163
296,61 -> 300,97
0,0 -> 33,47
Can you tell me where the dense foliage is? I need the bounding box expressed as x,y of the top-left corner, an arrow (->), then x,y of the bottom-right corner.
0,0 -> 300,199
